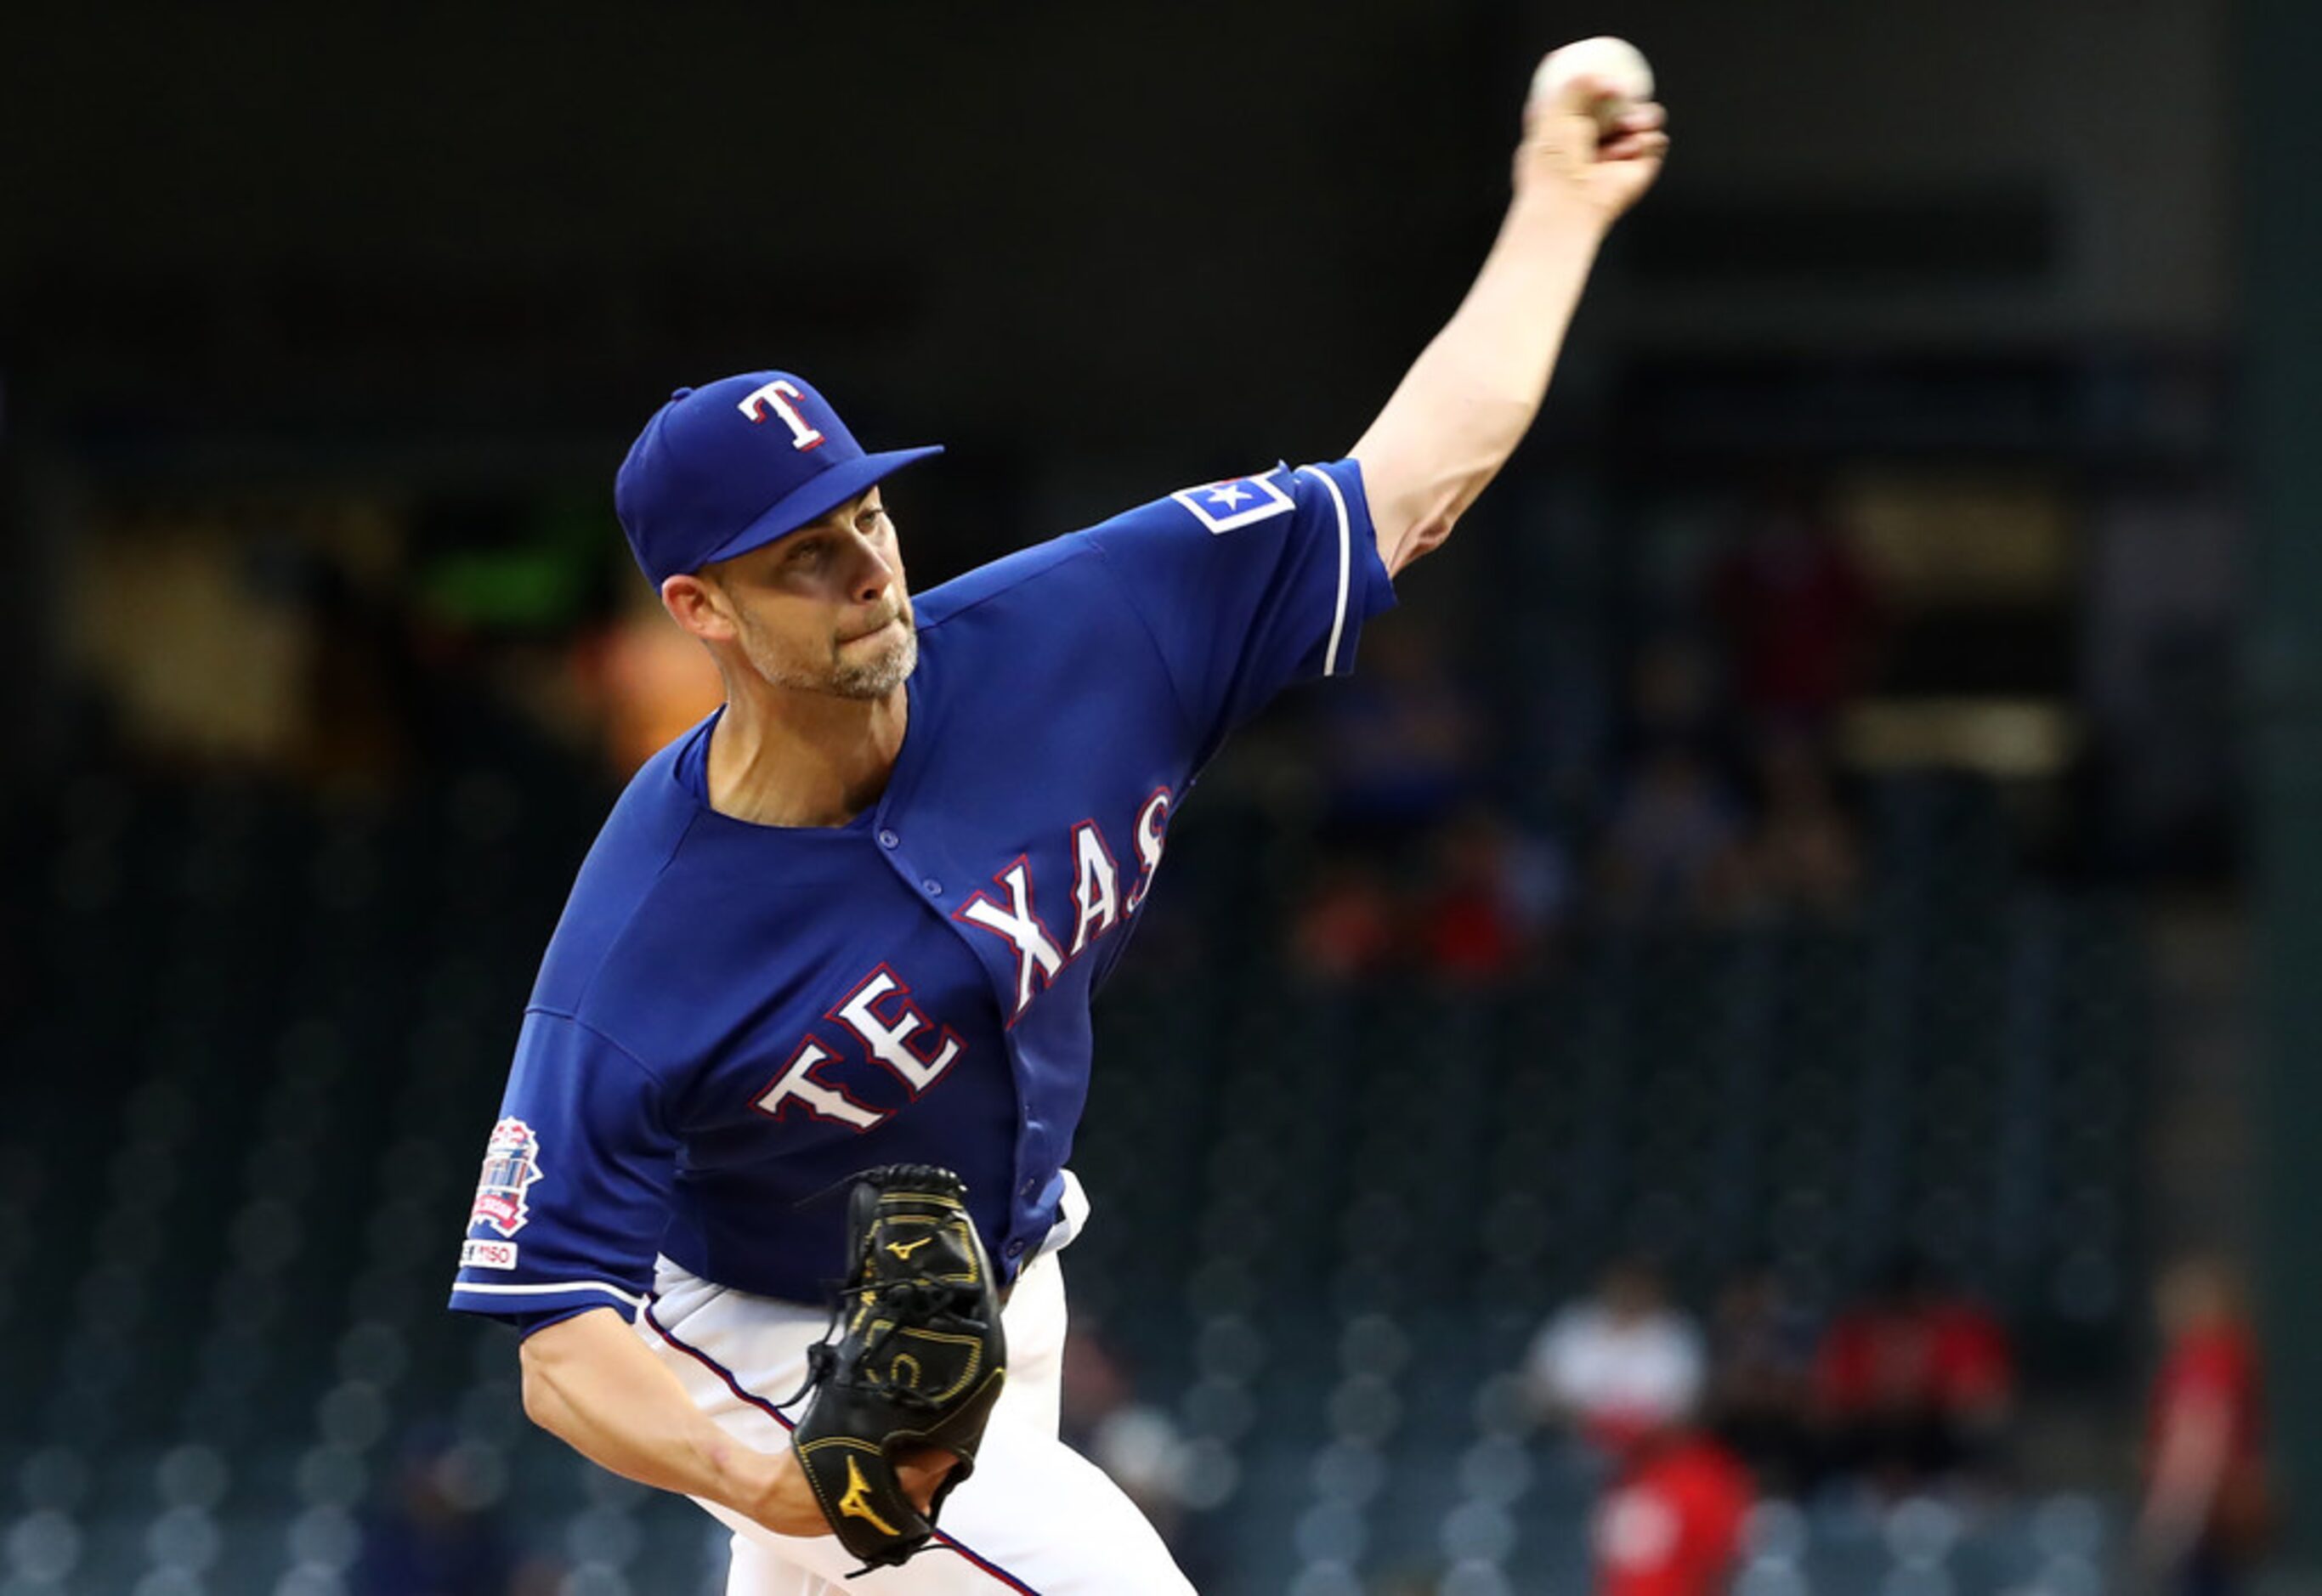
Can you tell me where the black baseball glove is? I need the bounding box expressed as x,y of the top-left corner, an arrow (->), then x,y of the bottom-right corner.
788,1164 -> 1008,1572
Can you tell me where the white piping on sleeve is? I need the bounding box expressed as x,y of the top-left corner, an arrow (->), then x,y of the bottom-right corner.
1298,465 -> 1356,676
453,1279 -> 646,1309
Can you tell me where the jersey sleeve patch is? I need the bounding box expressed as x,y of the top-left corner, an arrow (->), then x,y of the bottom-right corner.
1169,470 -> 1295,534
468,1116 -> 547,1237
1080,458 -> 1395,768
447,1012 -> 678,1326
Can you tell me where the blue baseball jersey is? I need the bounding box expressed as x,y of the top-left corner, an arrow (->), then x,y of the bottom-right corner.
448,461 -> 1395,1325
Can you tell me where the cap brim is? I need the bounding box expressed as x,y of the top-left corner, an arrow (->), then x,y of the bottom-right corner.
694,444 -> 944,572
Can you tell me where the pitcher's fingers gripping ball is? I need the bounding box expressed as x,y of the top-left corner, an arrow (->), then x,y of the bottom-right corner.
1530,35 -> 1655,129
1516,35 -> 1669,206
787,1166 -> 1007,1573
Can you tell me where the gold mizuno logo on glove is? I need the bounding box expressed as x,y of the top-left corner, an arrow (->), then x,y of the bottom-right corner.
886,1236 -> 935,1260
838,1455 -> 901,1536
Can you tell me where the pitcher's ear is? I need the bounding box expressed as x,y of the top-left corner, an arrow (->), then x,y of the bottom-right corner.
660,573 -> 736,642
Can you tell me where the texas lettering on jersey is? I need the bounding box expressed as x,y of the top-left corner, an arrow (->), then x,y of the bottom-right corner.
954,790 -> 1172,1022
755,790 -> 1174,1131
447,459 -> 1396,1315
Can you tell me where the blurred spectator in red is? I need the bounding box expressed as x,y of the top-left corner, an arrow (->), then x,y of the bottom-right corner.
1711,485 -> 1880,737
1813,1256 -> 2013,1495
1596,743 -> 1747,923
1733,731 -> 1862,922
1705,1267 -> 1819,1497
2136,1256 -> 2274,1595
1416,807 -> 1574,985
1592,1421 -> 1754,1596
1290,855 -> 1400,985
1527,1259 -> 1708,1457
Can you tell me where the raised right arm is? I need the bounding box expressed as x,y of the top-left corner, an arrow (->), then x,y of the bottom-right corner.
1351,66 -> 1667,578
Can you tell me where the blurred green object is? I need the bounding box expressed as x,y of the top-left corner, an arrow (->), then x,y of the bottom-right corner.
415,495 -> 609,633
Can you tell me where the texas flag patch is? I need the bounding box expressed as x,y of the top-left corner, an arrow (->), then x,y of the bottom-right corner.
1171,471 -> 1295,535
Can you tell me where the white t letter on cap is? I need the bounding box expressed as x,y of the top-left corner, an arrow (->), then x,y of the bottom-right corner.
737,380 -> 826,451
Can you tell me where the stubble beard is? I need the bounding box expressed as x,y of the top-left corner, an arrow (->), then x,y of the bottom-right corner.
740,610 -> 918,702
829,622 -> 918,699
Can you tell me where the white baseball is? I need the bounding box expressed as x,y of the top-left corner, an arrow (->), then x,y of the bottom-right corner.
1529,37 -> 1655,128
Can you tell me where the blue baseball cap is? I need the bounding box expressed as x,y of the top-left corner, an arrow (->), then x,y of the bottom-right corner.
614,371 -> 943,586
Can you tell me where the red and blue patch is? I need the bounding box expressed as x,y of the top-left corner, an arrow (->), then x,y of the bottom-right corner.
468,1117 -> 545,1237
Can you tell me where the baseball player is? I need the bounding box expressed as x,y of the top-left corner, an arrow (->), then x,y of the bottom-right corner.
449,64 -> 1667,1594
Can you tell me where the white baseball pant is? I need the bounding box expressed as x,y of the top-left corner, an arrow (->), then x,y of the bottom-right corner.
637,1249 -> 1197,1595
